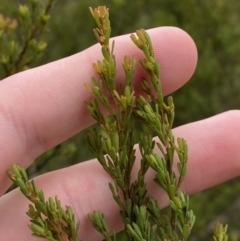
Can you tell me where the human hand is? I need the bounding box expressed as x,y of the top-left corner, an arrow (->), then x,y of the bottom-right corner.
0,27 -> 239,241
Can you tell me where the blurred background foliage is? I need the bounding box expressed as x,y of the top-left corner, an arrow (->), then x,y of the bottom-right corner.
1,0 -> 240,240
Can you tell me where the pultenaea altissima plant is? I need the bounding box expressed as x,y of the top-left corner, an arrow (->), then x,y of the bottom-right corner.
7,5 -> 229,241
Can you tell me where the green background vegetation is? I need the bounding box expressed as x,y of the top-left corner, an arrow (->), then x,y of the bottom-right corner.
1,0 -> 240,240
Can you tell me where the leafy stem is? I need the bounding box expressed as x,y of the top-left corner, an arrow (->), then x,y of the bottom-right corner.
7,164 -> 80,241
86,6 -> 197,241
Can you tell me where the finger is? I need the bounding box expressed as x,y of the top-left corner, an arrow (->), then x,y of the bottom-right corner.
0,26 -> 197,193
1,110 -> 239,241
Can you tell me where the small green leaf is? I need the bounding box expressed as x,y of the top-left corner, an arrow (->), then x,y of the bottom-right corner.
29,223 -> 45,236
35,201 -> 48,216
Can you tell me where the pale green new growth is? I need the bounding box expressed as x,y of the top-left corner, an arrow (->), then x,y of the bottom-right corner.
213,223 -> 228,241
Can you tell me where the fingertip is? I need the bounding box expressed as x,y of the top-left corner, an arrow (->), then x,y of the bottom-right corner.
148,27 -> 198,94
178,110 -> 240,194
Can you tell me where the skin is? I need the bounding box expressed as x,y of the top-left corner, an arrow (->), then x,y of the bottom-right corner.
0,27 -> 240,241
